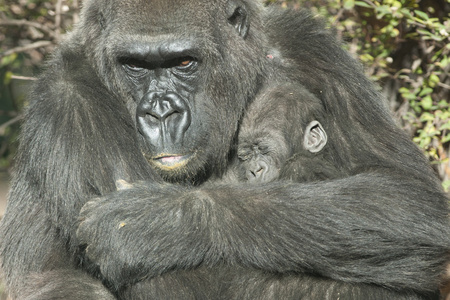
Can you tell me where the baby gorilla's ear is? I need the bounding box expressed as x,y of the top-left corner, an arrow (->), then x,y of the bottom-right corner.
303,121 -> 327,153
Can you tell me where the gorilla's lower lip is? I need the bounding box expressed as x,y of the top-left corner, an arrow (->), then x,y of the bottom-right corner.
152,154 -> 191,170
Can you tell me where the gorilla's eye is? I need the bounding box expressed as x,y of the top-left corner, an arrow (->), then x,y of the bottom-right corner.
169,57 -> 198,70
238,149 -> 252,161
126,63 -> 144,71
238,155 -> 250,161
120,58 -> 151,75
257,145 -> 270,155
121,60 -> 153,79
179,59 -> 191,67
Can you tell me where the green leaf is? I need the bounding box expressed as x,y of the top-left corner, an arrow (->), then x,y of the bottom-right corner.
0,53 -> 17,67
400,90 -> 417,100
414,10 -> 429,20
399,87 -> 411,93
439,122 -> 450,131
420,96 -> 433,110
443,180 -> 450,193
437,100 -> 449,108
419,87 -> 433,97
376,5 -> 392,19
429,74 -> 440,84
390,28 -> 400,37
442,133 -> 450,144
420,112 -> 435,122
392,1 -> 402,8
355,1 -> 372,8
400,8 -> 412,18
344,0 -> 355,10
3,71 -> 12,85
440,56 -> 449,68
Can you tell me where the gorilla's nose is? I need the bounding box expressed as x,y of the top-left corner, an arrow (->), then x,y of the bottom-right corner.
246,160 -> 269,182
136,92 -> 191,148
137,92 -> 185,121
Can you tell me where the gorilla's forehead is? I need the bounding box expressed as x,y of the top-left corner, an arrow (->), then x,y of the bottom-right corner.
110,33 -> 210,60
113,0 -> 226,34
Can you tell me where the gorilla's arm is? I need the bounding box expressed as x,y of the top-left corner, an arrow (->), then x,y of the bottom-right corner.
0,44 -> 155,298
77,172 -> 450,294
119,266 -> 426,300
218,267 -> 429,300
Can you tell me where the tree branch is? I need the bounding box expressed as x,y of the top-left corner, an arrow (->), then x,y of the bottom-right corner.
0,115 -> 23,135
72,0 -> 80,24
54,0 -> 63,42
11,75 -> 37,81
0,19 -> 54,36
0,40 -> 53,58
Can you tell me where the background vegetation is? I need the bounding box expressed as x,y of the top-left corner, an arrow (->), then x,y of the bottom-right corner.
0,0 -> 449,299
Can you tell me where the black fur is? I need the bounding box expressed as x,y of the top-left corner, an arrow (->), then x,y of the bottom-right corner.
0,1 -> 449,299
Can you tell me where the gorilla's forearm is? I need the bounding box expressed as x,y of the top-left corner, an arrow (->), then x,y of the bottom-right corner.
77,173 -> 449,293
118,268 -> 216,300
120,266 -> 433,300
220,267 -> 435,300
211,174 -> 449,292
17,270 -> 115,300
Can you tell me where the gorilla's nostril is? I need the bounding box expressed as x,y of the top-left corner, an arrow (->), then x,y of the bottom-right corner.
250,166 -> 265,179
146,113 -> 160,123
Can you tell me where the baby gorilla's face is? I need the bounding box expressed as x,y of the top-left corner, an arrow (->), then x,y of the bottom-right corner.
238,120 -> 328,183
238,144 -> 280,183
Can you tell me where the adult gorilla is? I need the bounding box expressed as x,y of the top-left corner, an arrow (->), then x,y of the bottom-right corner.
1,0 -> 449,299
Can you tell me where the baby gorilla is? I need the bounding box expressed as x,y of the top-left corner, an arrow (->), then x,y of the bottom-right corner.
234,83 -> 331,183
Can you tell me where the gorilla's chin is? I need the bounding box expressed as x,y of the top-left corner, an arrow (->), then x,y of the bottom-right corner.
144,151 -> 210,183
151,154 -> 193,171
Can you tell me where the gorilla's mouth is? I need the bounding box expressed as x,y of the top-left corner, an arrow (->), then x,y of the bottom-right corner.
151,154 -> 192,170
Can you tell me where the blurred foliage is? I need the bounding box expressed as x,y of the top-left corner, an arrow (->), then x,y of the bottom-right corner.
0,0 -> 79,172
0,0 -> 449,190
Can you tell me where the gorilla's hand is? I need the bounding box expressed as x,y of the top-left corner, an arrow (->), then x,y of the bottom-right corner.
76,181 -> 214,288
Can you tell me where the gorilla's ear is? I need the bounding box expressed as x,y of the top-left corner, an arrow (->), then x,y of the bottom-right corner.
227,0 -> 250,39
303,121 -> 328,153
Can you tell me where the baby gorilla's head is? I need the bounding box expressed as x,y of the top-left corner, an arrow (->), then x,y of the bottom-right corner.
238,120 -> 327,183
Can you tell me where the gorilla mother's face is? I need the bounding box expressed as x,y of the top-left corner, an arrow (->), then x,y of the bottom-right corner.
86,0 -> 267,181
117,37 -> 206,173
